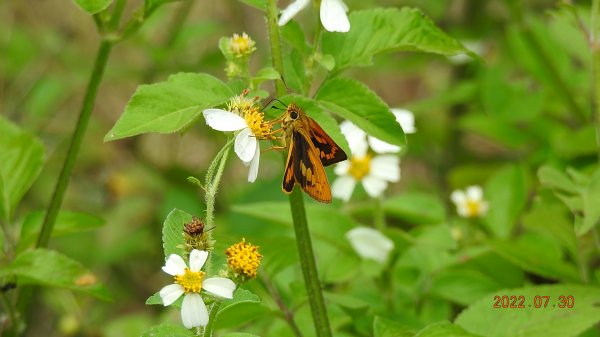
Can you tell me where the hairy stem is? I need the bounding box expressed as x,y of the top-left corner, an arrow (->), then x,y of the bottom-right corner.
203,302 -> 222,337
204,139 -> 233,230
36,40 -> 113,248
266,1 -> 332,336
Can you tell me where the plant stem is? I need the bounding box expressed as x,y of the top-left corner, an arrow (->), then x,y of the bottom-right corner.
203,302 -> 221,337
260,275 -> 305,337
36,40 -> 113,248
204,139 -> 233,230
592,0 -> 600,160
0,292 -> 17,331
373,197 -> 386,230
266,0 -> 332,336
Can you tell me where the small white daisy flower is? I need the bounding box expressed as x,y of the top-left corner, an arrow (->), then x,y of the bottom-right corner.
331,121 -> 400,201
367,108 -> 416,154
203,94 -> 274,182
159,250 -> 236,329
278,0 -> 350,33
450,185 -> 489,218
346,227 -> 394,263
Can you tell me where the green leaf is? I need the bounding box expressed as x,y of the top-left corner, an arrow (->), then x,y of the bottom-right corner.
322,8 -> 472,72
252,67 -> 281,87
538,165 -> 579,194
384,192 -> 446,224
283,50 -> 307,95
373,316 -> 414,337
315,77 -> 405,147
0,116 -> 45,222
315,54 -> 335,71
490,236 -> 580,282
105,73 -> 233,141
237,0 -> 266,10
73,0 -> 113,14
217,288 -> 260,318
221,333 -> 261,337
281,21 -> 309,54
162,209 -> 192,259
581,170 -> 600,235
416,321 -> 481,337
429,269 -> 501,306
0,249 -> 110,300
483,165 -> 527,238
17,211 -> 105,251
141,324 -> 194,337
456,285 -> 600,337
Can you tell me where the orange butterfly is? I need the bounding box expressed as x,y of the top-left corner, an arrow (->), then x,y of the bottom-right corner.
279,103 -> 347,203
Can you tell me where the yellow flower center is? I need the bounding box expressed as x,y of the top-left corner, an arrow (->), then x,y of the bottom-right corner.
226,239 -> 262,279
174,268 -> 205,293
244,108 -> 274,140
465,200 -> 482,217
348,155 -> 372,180
229,33 -> 255,57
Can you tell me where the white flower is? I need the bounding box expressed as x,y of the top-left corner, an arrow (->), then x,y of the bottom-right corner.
203,95 -> 273,182
346,227 -> 394,263
450,185 -> 489,218
367,108 -> 416,154
159,250 -> 236,329
278,0 -> 350,33
331,121 -> 400,201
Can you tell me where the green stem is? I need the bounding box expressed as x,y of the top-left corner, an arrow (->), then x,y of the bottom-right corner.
0,292 -> 17,331
260,275 -> 305,337
203,302 -> 222,337
592,0 -> 600,159
204,139 -> 233,230
373,197 -> 385,230
266,1 -> 332,335
36,40 -> 113,248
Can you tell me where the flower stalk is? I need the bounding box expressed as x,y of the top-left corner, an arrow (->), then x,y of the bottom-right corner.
266,0 -> 332,336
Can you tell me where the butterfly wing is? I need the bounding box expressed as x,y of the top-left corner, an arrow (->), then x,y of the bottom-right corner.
282,129 -> 332,203
307,117 -> 347,166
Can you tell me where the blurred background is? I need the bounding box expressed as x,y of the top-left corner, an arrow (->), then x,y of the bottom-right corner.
1,0 -> 595,336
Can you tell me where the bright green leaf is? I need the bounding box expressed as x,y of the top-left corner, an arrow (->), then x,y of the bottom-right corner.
162,209 -> 193,259
581,170 -> 600,235
217,288 -> 260,319
321,8 -> 472,72
483,165 -> 527,238
456,285 -> 600,337
144,0 -> 180,16
315,54 -> 335,71
17,211 -> 105,251
373,316 -> 414,337
141,324 -> 194,337
315,77 -> 405,147
384,192 -> 446,224
221,333 -> 261,337
105,73 -> 233,141
281,21 -> 309,54
0,116 -> 45,222
416,321 -> 481,337
429,269 -> 501,306
0,249 -> 110,300
237,0 -> 266,10
73,0 -> 113,14
538,165 -> 579,194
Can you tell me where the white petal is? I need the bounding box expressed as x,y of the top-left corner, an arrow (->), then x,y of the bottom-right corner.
368,136 -> 401,154
320,0 -> 350,32
331,176 -> 356,202
189,250 -> 208,272
450,190 -> 466,205
203,277 -> 236,299
346,227 -> 394,263
203,109 -> 247,132
334,160 -> 350,175
391,108 -> 416,134
369,155 -> 400,182
456,204 -> 470,218
278,0 -> 310,26
162,254 -> 187,276
159,284 -> 184,306
234,128 -> 257,163
466,185 -> 483,202
340,121 -> 368,157
181,293 -> 209,328
362,176 -> 388,198
246,143 -> 260,182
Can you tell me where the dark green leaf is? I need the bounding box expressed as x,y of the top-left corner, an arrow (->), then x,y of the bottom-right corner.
105,73 -> 233,141
456,285 -> 600,337
321,8 -> 472,72
0,116 -> 45,222
0,249 -> 110,300
73,0 -> 113,14
162,209 -> 192,259
315,77 -> 405,147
